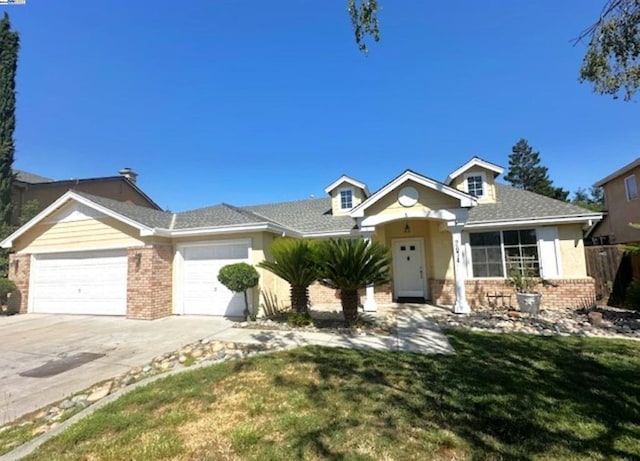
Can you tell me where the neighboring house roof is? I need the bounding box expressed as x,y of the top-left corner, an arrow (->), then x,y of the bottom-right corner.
594,157 -> 640,187
14,170 -> 53,184
466,184 -> 601,227
13,169 -> 161,211
445,156 -> 504,185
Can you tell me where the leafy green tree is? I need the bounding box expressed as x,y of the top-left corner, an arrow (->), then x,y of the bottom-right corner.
348,0 -> 380,54
577,0 -> 640,100
504,139 -> 569,201
316,238 -> 391,327
258,239 -> 318,314
217,262 -> 260,320
571,186 -> 605,211
0,13 -> 18,226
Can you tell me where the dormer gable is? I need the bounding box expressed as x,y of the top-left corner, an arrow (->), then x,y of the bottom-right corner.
445,157 -> 504,204
325,175 -> 370,216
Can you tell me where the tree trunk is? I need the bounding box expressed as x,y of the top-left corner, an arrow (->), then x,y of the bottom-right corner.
243,290 -> 250,320
290,285 -> 309,313
340,289 -> 359,327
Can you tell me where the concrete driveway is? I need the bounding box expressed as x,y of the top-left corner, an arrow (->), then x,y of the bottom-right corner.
0,314 -> 234,425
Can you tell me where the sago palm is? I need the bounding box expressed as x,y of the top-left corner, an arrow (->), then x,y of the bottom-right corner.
258,239 -> 318,313
317,238 -> 391,327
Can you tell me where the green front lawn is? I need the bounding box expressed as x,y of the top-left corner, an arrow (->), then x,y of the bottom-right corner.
24,332 -> 640,460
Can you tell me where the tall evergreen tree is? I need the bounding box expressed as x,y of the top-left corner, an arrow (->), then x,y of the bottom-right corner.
0,13 -> 18,226
504,139 -> 569,201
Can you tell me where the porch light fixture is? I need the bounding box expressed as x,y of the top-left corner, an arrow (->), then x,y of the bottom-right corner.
404,222 -> 411,233
134,252 -> 142,269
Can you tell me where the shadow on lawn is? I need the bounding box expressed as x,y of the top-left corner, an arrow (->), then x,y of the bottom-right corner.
244,332 -> 640,460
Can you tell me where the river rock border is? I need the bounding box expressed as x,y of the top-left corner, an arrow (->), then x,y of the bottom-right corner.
432,306 -> 640,338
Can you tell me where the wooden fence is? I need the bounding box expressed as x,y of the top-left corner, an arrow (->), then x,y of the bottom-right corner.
585,245 -> 640,305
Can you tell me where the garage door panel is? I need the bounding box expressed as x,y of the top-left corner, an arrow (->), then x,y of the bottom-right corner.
181,243 -> 251,316
31,250 -> 127,316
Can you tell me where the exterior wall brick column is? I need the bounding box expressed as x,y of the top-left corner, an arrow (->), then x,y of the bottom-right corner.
8,253 -> 30,314
127,245 -> 173,320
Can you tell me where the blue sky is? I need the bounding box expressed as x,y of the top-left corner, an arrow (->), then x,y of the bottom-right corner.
4,1 -> 639,211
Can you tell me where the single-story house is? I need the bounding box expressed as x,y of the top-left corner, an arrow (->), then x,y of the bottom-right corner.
1,157 -> 602,318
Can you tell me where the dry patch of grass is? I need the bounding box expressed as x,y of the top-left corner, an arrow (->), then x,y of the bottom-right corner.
21,332 -> 640,460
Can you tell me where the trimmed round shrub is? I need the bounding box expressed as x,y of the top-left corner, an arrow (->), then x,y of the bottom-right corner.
217,263 -> 260,319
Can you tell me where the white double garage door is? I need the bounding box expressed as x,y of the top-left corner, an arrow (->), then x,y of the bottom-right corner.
29,241 -> 251,317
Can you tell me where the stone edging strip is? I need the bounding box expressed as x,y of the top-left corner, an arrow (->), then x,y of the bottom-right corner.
0,343 -> 290,461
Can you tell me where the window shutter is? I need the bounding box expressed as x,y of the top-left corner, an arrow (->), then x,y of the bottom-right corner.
536,227 -> 561,279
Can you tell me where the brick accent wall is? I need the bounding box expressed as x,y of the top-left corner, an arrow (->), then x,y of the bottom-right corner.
308,282 -> 393,307
8,253 -> 30,314
429,279 -> 455,306
430,278 -> 597,309
127,245 -> 173,320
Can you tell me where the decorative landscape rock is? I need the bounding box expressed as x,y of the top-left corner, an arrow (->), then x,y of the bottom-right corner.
433,305 -> 640,339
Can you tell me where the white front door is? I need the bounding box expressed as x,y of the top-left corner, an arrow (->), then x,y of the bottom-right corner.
180,241 -> 251,316
393,238 -> 426,298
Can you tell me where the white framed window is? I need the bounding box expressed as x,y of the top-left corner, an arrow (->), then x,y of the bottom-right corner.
469,229 -> 540,278
625,175 -> 638,201
465,173 -> 485,198
339,188 -> 354,210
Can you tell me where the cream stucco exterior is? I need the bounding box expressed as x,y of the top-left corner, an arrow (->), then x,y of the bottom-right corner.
450,166 -> 498,204
558,224 -> 588,278
329,181 -> 367,216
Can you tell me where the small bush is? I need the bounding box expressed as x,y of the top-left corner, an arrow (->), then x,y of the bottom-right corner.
218,263 -> 260,319
0,278 -> 16,304
624,278 -> 640,311
287,311 -> 313,327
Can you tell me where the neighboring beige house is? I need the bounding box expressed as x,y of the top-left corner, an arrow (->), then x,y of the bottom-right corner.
1,157 -> 601,319
592,158 -> 640,244
11,168 -> 160,225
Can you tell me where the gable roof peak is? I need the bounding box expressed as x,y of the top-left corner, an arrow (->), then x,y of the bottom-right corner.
445,157 -> 504,185
324,175 -> 370,196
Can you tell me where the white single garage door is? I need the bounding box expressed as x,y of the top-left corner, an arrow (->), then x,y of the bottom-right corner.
30,249 -> 128,315
180,242 -> 251,316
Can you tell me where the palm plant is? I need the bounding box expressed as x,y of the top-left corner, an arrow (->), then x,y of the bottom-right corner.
258,239 -> 318,314
317,238 -> 391,327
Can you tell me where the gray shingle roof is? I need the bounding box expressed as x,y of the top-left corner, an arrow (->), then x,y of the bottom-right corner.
73,191 -> 172,229
173,204 -> 272,229
245,198 -> 357,234
72,183 -> 598,235
468,184 -> 599,224
14,170 -> 53,184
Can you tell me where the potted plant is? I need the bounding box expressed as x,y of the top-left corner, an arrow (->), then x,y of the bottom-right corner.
507,267 -> 541,314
